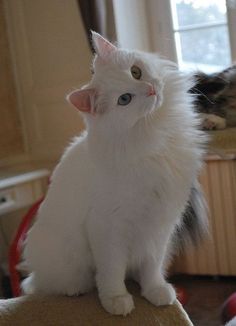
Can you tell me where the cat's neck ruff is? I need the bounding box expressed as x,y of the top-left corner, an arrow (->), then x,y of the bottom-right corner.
85,112 -> 165,166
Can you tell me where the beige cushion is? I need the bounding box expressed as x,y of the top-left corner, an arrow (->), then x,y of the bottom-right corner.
0,283 -> 193,325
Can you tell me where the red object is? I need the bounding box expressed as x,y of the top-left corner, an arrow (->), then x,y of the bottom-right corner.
176,286 -> 188,306
8,197 -> 44,297
222,292 -> 236,324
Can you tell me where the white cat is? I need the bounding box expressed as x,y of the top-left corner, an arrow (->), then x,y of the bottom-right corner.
23,32 -> 207,316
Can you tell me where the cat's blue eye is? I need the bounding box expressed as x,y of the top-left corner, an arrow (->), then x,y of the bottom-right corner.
118,93 -> 132,106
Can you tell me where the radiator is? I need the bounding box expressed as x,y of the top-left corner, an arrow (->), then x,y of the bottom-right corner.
173,156 -> 236,276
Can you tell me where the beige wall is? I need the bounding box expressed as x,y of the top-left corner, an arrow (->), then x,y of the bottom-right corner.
0,0 -> 24,160
1,0 -> 92,168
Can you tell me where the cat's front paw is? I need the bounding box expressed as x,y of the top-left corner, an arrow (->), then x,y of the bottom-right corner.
201,114 -> 226,130
202,118 -> 217,130
143,283 -> 176,307
100,293 -> 135,316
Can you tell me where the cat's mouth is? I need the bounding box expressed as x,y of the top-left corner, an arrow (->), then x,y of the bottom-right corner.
150,82 -> 164,108
149,90 -> 163,113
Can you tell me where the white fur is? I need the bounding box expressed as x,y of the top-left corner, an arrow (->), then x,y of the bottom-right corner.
23,37 -> 206,316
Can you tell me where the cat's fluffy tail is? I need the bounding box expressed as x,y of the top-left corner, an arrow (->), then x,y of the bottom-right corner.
173,180 -> 208,251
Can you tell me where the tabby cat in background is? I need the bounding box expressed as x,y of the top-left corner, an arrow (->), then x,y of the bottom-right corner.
191,65 -> 236,130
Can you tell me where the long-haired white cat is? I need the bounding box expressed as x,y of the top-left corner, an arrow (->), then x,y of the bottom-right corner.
23,32 -> 207,316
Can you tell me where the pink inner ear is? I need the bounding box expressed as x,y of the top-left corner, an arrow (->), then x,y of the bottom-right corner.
92,31 -> 117,58
66,89 -> 96,114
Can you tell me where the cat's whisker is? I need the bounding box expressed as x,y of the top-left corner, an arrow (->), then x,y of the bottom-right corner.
191,88 -> 215,104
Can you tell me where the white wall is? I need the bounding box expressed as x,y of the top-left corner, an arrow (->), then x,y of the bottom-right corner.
113,0 -> 151,52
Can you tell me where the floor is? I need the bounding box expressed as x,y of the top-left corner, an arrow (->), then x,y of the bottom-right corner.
171,275 -> 236,326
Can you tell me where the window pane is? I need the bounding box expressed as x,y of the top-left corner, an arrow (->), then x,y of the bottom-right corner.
175,25 -> 231,71
172,0 -> 227,28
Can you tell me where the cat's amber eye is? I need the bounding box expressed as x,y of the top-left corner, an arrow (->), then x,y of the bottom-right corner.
118,93 -> 132,106
131,65 -> 142,80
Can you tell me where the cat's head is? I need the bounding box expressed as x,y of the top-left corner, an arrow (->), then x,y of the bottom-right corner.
190,71 -> 228,112
67,32 -> 167,132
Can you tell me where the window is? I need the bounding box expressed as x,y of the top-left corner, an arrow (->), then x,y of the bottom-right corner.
170,0 -> 232,72
143,0 -> 236,73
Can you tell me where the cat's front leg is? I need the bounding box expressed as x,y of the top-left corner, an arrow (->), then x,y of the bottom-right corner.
140,256 -> 176,307
90,235 -> 134,316
95,257 -> 134,316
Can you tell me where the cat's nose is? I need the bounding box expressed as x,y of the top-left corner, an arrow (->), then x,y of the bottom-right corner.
147,85 -> 156,97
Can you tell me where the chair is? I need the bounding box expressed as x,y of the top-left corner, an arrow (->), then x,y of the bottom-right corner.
9,197 -> 44,297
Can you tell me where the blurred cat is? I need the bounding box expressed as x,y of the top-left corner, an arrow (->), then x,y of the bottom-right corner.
191,65 -> 236,130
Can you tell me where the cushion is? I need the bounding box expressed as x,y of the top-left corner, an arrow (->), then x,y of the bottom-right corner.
0,283 -> 193,325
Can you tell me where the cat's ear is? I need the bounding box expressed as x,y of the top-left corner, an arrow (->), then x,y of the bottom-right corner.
66,88 -> 97,114
91,31 -> 117,59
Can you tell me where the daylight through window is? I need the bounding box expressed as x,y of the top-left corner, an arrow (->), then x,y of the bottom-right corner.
170,0 -> 232,72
